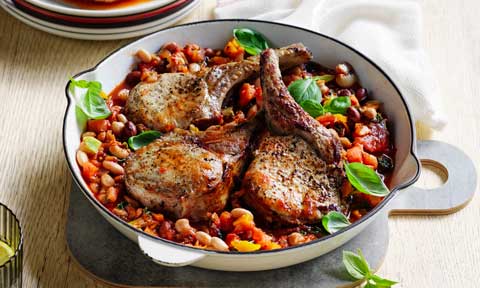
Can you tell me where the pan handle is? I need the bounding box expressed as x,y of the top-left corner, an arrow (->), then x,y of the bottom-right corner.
138,234 -> 206,267
388,140 -> 477,214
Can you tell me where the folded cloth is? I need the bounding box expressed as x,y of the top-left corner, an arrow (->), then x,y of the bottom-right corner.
215,0 -> 446,129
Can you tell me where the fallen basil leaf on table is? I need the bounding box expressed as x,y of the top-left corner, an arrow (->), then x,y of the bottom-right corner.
342,250 -> 370,280
323,96 -> 351,115
321,211 -> 351,234
344,162 -> 390,197
369,274 -> 398,286
288,77 -> 322,104
233,28 -> 269,55
69,78 -> 111,120
343,249 -> 398,287
128,131 -> 162,150
299,99 -> 325,118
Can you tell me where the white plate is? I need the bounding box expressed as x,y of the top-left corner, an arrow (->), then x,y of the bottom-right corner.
0,0 -> 199,39
24,0 -> 176,17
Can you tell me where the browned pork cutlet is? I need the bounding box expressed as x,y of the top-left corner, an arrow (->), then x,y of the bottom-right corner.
240,48 -> 346,225
259,48 -> 342,165
242,132 -> 344,225
125,44 -> 312,132
124,116 -> 256,221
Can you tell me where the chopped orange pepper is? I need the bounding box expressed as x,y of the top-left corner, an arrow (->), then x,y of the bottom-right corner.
316,114 -> 336,126
346,144 -> 363,163
152,213 -> 164,222
362,151 -> 378,170
239,83 -> 256,107
81,161 -> 98,180
231,240 -> 261,252
350,95 -> 359,106
224,38 -> 245,60
233,214 -> 255,232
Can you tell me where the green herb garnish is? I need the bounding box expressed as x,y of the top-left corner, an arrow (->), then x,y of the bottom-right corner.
323,96 -> 351,114
233,28 -> 269,55
69,78 -> 111,120
321,211 -> 351,234
344,162 -> 390,197
288,78 -> 322,104
116,201 -> 127,209
127,130 -> 162,151
299,99 -> 325,118
288,76 -> 349,117
343,249 -> 398,287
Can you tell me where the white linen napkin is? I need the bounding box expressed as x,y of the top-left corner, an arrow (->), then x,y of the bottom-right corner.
215,0 -> 446,129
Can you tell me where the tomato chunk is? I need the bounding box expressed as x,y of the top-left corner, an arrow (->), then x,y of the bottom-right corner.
239,83 -> 256,107
87,119 -> 110,134
353,121 -> 389,154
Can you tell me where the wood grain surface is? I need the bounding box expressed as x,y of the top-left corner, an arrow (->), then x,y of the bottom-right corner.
0,0 -> 478,287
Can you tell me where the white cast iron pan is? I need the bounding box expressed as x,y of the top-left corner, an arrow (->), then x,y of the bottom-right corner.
63,20 -> 421,271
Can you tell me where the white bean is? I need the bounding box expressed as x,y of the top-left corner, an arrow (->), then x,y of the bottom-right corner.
101,173 -> 115,187
76,150 -> 89,167
111,121 -> 125,136
210,237 -> 229,251
287,232 -> 305,246
117,114 -> 128,124
189,63 -> 201,73
102,160 -> 124,175
136,48 -> 152,63
175,219 -> 195,235
81,131 -> 96,140
231,208 -> 253,219
109,145 -> 129,159
195,231 -> 212,246
363,107 -> 377,120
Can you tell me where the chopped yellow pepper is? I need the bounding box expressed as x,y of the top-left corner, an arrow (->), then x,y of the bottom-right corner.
231,240 -> 261,252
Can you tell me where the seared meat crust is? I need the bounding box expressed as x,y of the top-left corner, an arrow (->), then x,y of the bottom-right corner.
242,133 -> 344,224
124,119 -> 255,221
260,48 -> 342,164
126,44 -> 312,132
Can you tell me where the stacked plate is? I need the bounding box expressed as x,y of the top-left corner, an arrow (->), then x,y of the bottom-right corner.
0,0 -> 200,40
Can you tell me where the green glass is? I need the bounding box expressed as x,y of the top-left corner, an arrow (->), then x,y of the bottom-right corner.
0,203 -> 23,288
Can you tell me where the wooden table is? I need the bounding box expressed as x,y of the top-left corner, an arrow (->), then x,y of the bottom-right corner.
0,0 -> 479,287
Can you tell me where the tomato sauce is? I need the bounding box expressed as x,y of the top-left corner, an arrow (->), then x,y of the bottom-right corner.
63,0 -> 150,10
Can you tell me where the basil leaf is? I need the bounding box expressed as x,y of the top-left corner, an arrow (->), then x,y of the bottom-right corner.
344,162 -> 390,197
342,250 -> 370,280
369,275 -> 398,287
364,281 -> 377,288
299,99 -> 325,118
324,96 -> 351,114
70,79 -> 111,120
288,78 -> 322,103
313,74 -> 335,83
128,131 -> 162,150
83,136 -> 102,154
233,28 -> 269,55
322,211 -> 351,234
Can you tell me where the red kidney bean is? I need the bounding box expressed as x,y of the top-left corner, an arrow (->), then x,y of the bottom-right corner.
355,88 -> 367,102
337,89 -> 352,96
347,106 -> 361,122
125,71 -> 141,87
123,121 -> 137,138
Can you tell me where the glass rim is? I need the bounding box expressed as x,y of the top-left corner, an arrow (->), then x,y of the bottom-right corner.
0,202 -> 23,269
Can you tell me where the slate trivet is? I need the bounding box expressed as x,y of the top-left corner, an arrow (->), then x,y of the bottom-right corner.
66,140 -> 477,287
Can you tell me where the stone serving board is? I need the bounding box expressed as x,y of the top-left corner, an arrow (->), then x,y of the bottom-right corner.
66,140 -> 476,287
